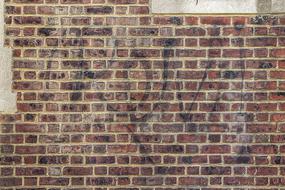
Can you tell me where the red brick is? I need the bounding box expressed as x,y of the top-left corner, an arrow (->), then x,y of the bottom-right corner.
15,146 -> 46,154
63,167 -> 93,175
107,145 -> 137,153
4,3 -> 285,190
271,49 -> 285,57
0,178 -> 22,186
179,177 -> 208,186
224,177 -> 254,185
201,145 -> 231,154
39,177 -> 69,186
201,17 -> 231,25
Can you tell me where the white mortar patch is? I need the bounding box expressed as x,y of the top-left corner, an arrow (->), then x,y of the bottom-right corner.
152,0 -> 285,13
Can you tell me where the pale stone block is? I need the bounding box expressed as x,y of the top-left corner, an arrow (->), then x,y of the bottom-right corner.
0,2 -> 17,113
272,0 -> 285,12
0,48 -> 12,91
257,0 -> 272,13
0,48 -> 16,113
0,91 -> 17,113
151,0 -> 285,13
0,0 -> 4,47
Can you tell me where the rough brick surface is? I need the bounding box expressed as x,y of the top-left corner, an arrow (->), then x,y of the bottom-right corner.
1,0 -> 285,189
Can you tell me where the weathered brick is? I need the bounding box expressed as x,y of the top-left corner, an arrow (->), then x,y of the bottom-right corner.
154,145 -> 184,153
60,0 -> 91,3
129,28 -> 158,36
39,177 -> 69,186
0,177 -> 22,186
86,177 -> 115,185
132,177 -> 163,186
247,37 -> 277,46
16,167 -> 46,176
201,17 -> 231,25
179,177 -> 208,186
14,16 -> 43,24
4,2 -> 285,189
176,27 -> 206,36
15,146 -> 46,154
109,167 -> 139,175
224,177 -> 254,186
107,145 -> 137,153
63,167 -> 92,175
82,28 -> 112,36
201,145 -> 231,154
271,49 -> 285,57
85,6 -> 113,14
86,156 -> 115,164
38,156 -> 69,164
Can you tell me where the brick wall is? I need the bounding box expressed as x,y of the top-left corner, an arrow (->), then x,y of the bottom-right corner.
1,0 -> 285,189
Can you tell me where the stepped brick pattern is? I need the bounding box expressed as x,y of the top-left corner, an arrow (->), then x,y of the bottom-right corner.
1,0 -> 285,189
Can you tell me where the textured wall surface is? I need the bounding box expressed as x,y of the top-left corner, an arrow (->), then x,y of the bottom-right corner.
0,47 -> 17,113
152,0 -> 285,14
0,0 -> 17,112
1,0 -> 285,189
